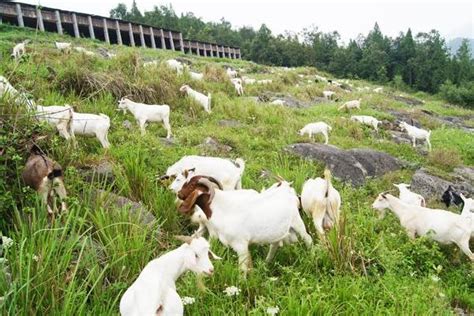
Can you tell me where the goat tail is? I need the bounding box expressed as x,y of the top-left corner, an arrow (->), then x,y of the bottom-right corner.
324,168 -> 332,191
234,158 -> 246,175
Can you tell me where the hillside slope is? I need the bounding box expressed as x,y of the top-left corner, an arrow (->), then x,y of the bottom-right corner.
0,24 -> 473,315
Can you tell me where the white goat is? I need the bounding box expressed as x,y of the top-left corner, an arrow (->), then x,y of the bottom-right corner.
257,79 -> 273,85
74,47 -> 95,56
35,104 -> 75,140
270,99 -> 285,105
143,60 -> 159,68
55,42 -> 71,53
72,112 -> 111,148
22,145 -> 67,214
393,183 -> 426,207
301,169 -> 341,235
231,79 -> 244,96
399,121 -> 431,151
11,40 -> 29,61
163,155 -> 246,192
323,90 -> 335,100
459,194 -> 474,238
118,98 -> 171,139
178,177 -> 313,273
338,99 -> 361,111
226,68 -> 238,78
299,122 -> 332,144
120,236 -> 218,316
179,85 -> 211,113
242,76 -> 256,85
166,59 -> 184,74
189,71 -> 204,81
0,76 -> 19,97
372,193 -> 473,261
373,87 -> 383,93
315,75 -> 328,82
350,115 -> 381,131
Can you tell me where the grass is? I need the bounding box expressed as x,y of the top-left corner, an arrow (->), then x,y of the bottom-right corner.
1,24 -> 473,315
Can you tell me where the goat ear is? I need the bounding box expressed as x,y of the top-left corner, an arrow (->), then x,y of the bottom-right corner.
178,189 -> 204,214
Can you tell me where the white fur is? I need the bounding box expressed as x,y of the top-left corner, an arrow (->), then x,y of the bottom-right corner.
231,79 -> 244,96
338,99 -> 361,111
189,71 -> 204,81
179,85 -> 211,113
74,47 -> 95,56
55,42 -> 71,53
11,40 -> 28,61
72,112 -> 111,148
35,104 -> 75,140
166,59 -> 185,74
299,122 -> 332,144
323,91 -> 335,100
350,115 -> 381,131
399,121 -> 431,151
393,183 -> 426,207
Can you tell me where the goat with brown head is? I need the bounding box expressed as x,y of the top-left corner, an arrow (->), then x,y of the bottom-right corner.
178,176 -> 222,219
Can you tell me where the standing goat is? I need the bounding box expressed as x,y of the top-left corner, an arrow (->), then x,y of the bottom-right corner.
166,59 -> 185,74
441,185 -> 464,209
72,112 -> 111,148
350,115 -> 381,131
372,193 -> 473,261
323,90 -> 335,100
459,194 -> 474,237
299,122 -> 332,144
179,85 -> 211,114
178,177 -> 312,273
338,99 -> 361,111
22,145 -> 67,214
120,236 -> 218,316
11,40 -> 29,61
393,183 -> 426,207
399,121 -> 431,151
231,79 -> 244,96
35,104 -> 75,140
55,42 -> 72,53
118,98 -> 172,139
301,169 -> 341,235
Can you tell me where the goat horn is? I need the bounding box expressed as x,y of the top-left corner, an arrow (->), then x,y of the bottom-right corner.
197,178 -> 217,201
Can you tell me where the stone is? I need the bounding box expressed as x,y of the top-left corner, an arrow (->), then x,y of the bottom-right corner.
198,137 -> 232,153
286,143 -> 402,186
390,94 -> 424,106
123,120 -> 132,129
78,161 -> 115,185
410,168 -> 473,199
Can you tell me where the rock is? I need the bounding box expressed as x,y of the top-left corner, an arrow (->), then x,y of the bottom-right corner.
410,168 -> 473,199
390,131 -> 412,145
390,95 -> 424,106
160,137 -> 176,146
78,161 -> 115,185
123,120 -> 132,130
257,92 -> 314,108
198,137 -> 232,153
387,110 -> 422,128
92,190 -> 156,225
218,119 -> 242,128
454,166 -> 474,183
286,143 -> 402,186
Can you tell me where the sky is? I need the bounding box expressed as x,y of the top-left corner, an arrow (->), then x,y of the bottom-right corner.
19,0 -> 473,42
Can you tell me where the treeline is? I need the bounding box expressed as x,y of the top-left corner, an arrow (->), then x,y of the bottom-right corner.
110,1 -> 473,105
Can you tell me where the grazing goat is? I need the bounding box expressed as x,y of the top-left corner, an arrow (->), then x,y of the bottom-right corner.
270,99 -> 285,105
315,75 -> 328,82
55,42 -> 71,53
231,79 -> 244,96
35,104 -> 75,140
350,115 -> 381,131
441,185 -> 464,209
11,40 -> 29,61
257,79 -> 273,85
22,145 -> 67,214
372,193 -> 473,261
120,236 -> 219,316
393,183 -> 426,207
299,122 -> 332,144
0,76 -> 19,97
166,59 -> 185,74
118,98 -> 172,139
338,99 -> 361,111
143,60 -> 159,68
373,87 -> 383,93
74,47 -> 95,56
178,177 -> 312,273
72,112 -> 111,148
301,169 -> 341,235
399,121 -> 431,151
179,85 -> 211,113
242,77 -> 256,85
189,71 -> 204,81
161,155 -> 246,192
323,90 -> 335,100
226,68 -> 238,78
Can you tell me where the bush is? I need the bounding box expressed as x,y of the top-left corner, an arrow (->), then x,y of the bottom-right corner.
439,80 -> 474,108
427,148 -> 462,172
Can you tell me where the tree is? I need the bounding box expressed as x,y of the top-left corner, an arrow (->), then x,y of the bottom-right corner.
110,3 -> 128,20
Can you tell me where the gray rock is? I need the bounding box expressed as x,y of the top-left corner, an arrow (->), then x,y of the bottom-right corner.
390,131 -> 412,145
410,168 -> 473,199
198,137 -> 232,153
123,120 -> 133,130
92,190 -> 156,225
218,119 -> 242,128
387,110 -> 422,128
454,166 -> 474,183
390,95 -> 424,106
79,161 -> 115,185
286,143 -> 402,186
160,137 -> 176,146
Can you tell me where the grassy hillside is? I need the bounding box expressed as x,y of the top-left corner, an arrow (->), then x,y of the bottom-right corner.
0,24 -> 473,315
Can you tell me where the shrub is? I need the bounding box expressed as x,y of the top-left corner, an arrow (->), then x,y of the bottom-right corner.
439,80 -> 474,108
427,148 -> 462,172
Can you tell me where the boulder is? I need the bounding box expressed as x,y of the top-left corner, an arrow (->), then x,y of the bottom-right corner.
92,190 -> 156,225
410,168 -> 473,199
286,143 -> 402,186
390,95 -> 424,106
78,161 -> 115,185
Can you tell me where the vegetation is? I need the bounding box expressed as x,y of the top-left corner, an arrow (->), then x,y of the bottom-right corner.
1,24 -> 473,315
110,1 -> 474,104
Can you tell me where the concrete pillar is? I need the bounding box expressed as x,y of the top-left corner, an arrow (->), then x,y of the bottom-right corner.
88,16 -> 95,39
237,48 -> 242,59
209,45 -> 214,57
36,8 -> 44,31
16,4 -> 24,27
188,40 -> 192,54
179,33 -> 185,53
128,23 -> 135,47
232,48 -> 236,59
169,31 -> 175,51
149,27 -> 156,49
115,21 -> 122,45
72,13 -> 80,38
103,19 -> 110,44
55,11 -> 63,35
139,25 -> 146,47
196,43 -> 201,56
203,45 -> 208,57
160,29 -> 166,49
213,45 -> 218,57
221,46 -> 226,58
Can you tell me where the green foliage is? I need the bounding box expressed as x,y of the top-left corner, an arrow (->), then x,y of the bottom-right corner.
439,80 -> 474,108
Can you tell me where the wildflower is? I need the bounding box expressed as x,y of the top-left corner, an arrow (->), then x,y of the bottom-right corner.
182,296 -> 195,305
32,255 -> 39,262
269,277 -> 278,281
267,306 -> 280,315
430,275 -> 440,282
1,236 -> 13,250
223,286 -> 241,297
439,292 -> 446,298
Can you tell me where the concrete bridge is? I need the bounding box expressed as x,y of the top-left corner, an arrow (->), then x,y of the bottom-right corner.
0,2 -> 242,59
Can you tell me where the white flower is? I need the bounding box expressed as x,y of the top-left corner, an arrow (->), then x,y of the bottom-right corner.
269,277 -> 278,281
182,296 -> 195,305
32,255 -> 39,262
223,286 -> 241,297
1,236 -> 13,249
267,306 -> 280,315
439,292 -> 446,298
430,275 -> 440,282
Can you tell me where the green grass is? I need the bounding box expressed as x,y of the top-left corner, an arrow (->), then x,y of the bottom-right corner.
1,24 -> 473,315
